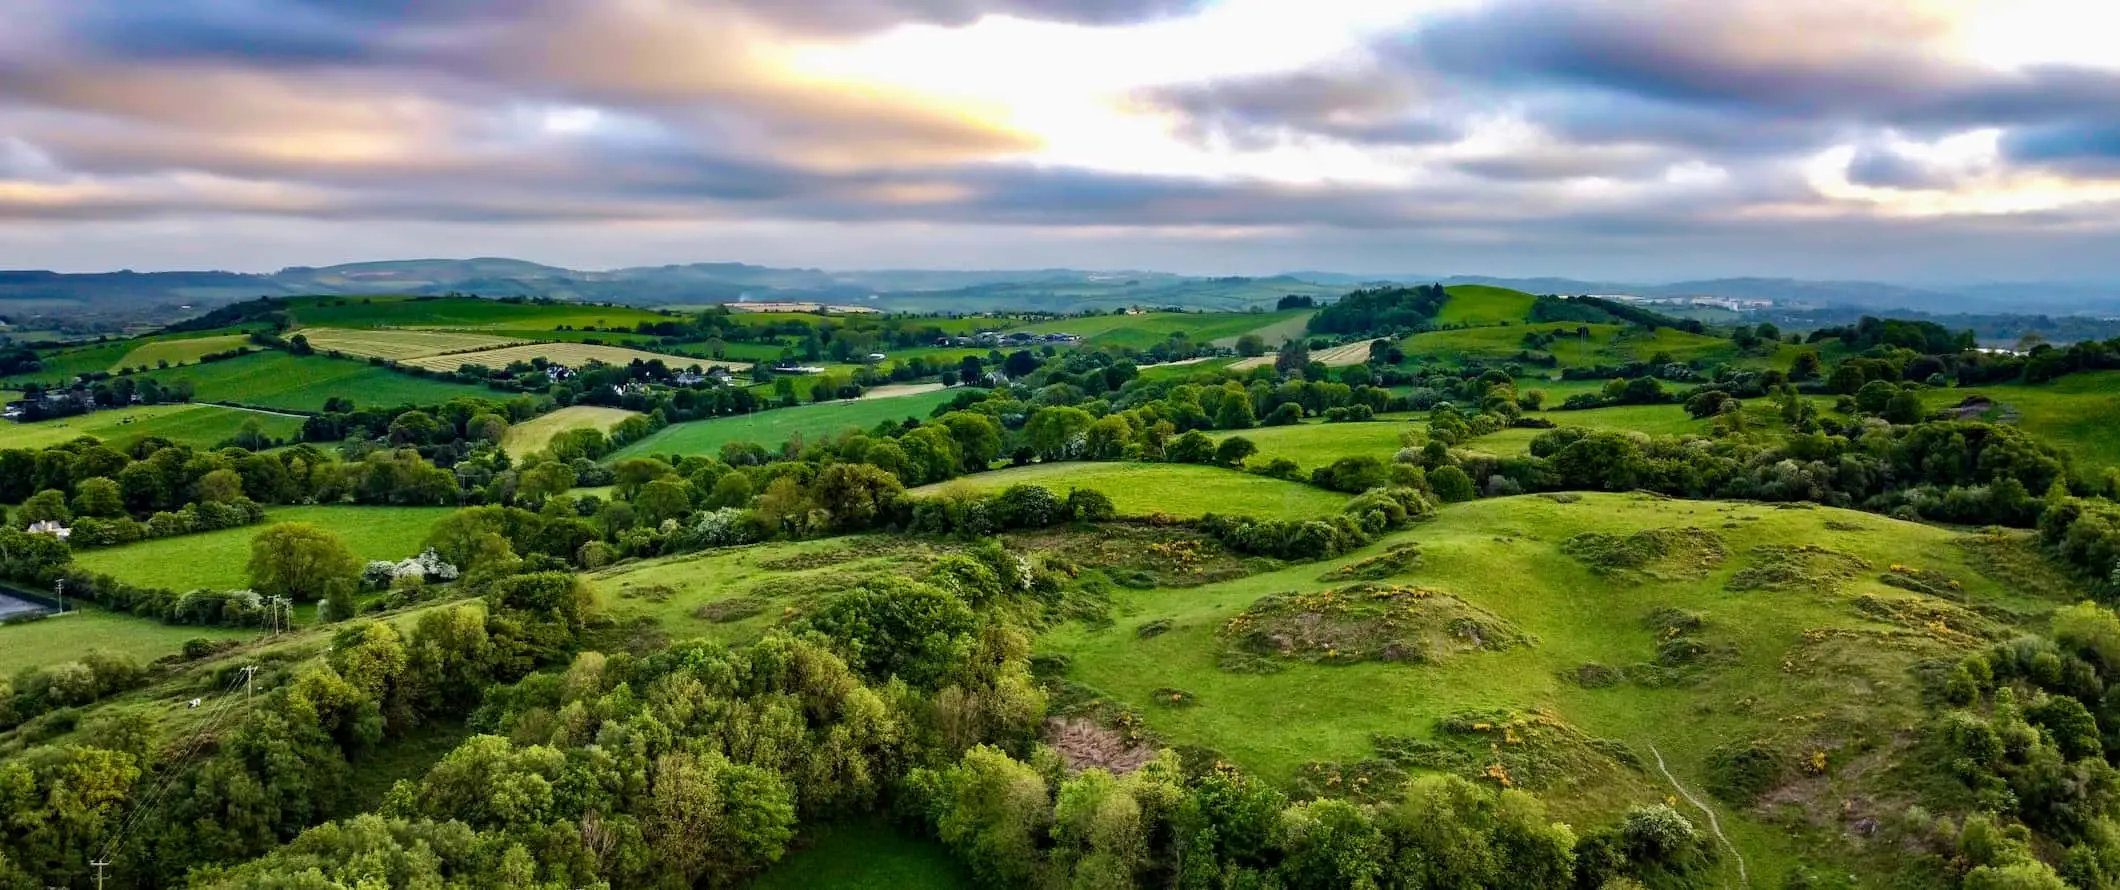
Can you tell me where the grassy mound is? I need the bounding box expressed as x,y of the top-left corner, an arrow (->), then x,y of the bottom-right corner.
1219,583 -> 1531,668
1560,527 -> 1729,581
1726,544 -> 1872,593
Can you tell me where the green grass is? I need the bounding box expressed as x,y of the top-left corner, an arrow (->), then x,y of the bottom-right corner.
751,821 -> 972,890
1209,421 -> 1417,473
593,536 -> 936,646
0,404 -> 303,450
108,334 -> 253,372
0,340 -> 134,387
1019,310 -> 1309,351
1402,322 -> 1743,370
271,295 -> 671,335
1038,492 -> 2073,885
0,607 -> 251,676
1215,311 -> 1315,348
611,388 -> 962,459
911,462 -> 1349,518
1436,285 -> 1538,326
502,406 -> 643,459
1925,372 -> 2120,475
138,351 -> 497,412
71,505 -> 455,590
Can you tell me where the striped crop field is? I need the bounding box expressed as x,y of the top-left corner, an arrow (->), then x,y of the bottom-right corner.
299,327 -> 524,361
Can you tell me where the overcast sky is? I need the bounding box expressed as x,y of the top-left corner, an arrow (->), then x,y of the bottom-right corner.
3,0 -> 2118,283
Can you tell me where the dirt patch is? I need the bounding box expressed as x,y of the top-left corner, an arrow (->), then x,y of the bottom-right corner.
1320,543 -> 1423,582
1046,716 -> 1161,774
1561,527 -> 1729,582
1219,583 -> 1531,668
1950,395 -> 1999,421
1727,544 -> 1872,594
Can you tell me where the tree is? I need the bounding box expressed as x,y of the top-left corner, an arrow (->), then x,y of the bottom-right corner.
70,477 -> 124,518
1828,362 -> 1868,394
1884,390 -> 1927,424
1168,431 -> 1216,464
648,751 -> 797,887
1025,407 -> 1095,462
1215,394 -> 1257,430
933,746 -> 1051,888
1235,334 -> 1267,357
633,479 -> 695,527
195,468 -> 246,504
610,458 -> 675,500
1275,341 -> 1312,377
388,410 -> 442,446
810,463 -> 905,532
1216,435 -> 1259,468
249,522 -> 361,602
20,489 -> 71,525
1430,465 -> 1477,502
1790,350 -> 1823,381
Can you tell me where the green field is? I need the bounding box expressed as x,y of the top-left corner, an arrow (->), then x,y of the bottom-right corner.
0,340 -> 134,387
71,505 -> 455,590
1019,310 -> 1310,351
912,462 -> 1349,518
0,607 -> 251,676
1402,322 -> 1744,370
298,327 -> 522,361
1208,421 -> 1416,473
108,334 -> 253,371
594,536 -> 939,652
1436,285 -> 1539,326
502,405 -> 642,458
271,295 -> 671,337
138,351 -> 497,412
1038,492 -> 2075,883
0,403 -> 303,450
1927,372 -> 2120,475
611,388 -> 962,459
752,822 -> 972,890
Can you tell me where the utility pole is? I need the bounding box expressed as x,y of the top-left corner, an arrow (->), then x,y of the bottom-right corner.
90,859 -> 107,890
53,579 -> 64,614
241,665 -> 257,709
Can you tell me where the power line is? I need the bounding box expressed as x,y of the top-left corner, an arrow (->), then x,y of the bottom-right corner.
93,667 -> 255,875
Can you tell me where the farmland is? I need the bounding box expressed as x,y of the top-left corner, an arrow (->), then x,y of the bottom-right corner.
0,403 -> 303,450
501,405 -> 642,458
1229,337 -> 1382,371
1018,309 -> 1310,351
108,334 -> 252,371
611,387 -> 961,459
70,505 -> 455,591
1208,420 -> 1416,473
1039,492 -> 2073,881
298,326 -> 522,361
138,351 -> 495,412
0,339 -> 135,387
271,295 -> 671,334
1435,285 -> 1539,326
398,341 -> 735,373
0,607 -> 251,676
1927,370 -> 2120,475
910,462 -> 1349,518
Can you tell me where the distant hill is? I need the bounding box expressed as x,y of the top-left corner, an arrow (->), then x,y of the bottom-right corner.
3,259 -> 2116,329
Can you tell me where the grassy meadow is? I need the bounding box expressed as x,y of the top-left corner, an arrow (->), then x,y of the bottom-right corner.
1018,310 -> 1309,351
273,295 -> 670,335
1436,285 -> 1539,326
398,341 -> 722,372
611,388 -> 961,459
0,608 -> 251,676
299,327 -> 522,361
1209,421 -> 1416,473
109,334 -> 253,371
138,352 -> 494,412
1038,492 -> 2076,883
911,462 -> 1349,518
0,403 -> 303,450
502,405 -> 642,458
1927,371 -> 2120,475
71,505 -> 455,591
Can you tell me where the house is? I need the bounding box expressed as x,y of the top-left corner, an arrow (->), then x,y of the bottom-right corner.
863,353 -> 888,364
672,370 -> 706,386
27,520 -> 70,541
543,364 -> 576,382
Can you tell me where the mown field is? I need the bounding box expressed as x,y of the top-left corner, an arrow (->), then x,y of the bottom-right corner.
1230,337 -> 1381,371
1927,371 -> 2120,475
611,388 -> 961,459
138,352 -> 495,412
1038,492 -> 2075,883
299,327 -> 523,361
501,405 -> 642,458
910,462 -> 1349,518
0,339 -> 135,387
0,403 -> 303,450
398,341 -> 729,373
71,505 -> 455,591
0,607 -> 251,676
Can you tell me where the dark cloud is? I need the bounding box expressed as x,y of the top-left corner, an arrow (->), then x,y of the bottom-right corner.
1144,71 -> 1459,149
2004,120 -> 2120,175
1844,148 -> 1955,190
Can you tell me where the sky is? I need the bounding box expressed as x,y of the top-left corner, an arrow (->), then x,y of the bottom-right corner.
3,0 -> 2119,283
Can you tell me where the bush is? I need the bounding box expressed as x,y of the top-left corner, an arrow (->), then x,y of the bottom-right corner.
1429,466 -> 1477,503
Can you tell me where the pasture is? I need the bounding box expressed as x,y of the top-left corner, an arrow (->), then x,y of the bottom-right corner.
71,505 -> 455,591
1208,421 -> 1416,473
0,340 -> 135,387
299,327 -> 522,361
910,462 -> 1349,518
108,334 -> 252,371
139,352 -> 495,412
1213,310 -> 1314,348
399,341 -> 734,373
1436,285 -> 1539,326
273,295 -> 670,334
1927,371 -> 2120,475
610,387 -> 961,459
1038,492 -> 2077,883
1229,338 -> 1381,371
0,607 -> 251,676
501,405 -> 642,458
1018,310 -> 1308,351
0,403 -> 303,450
